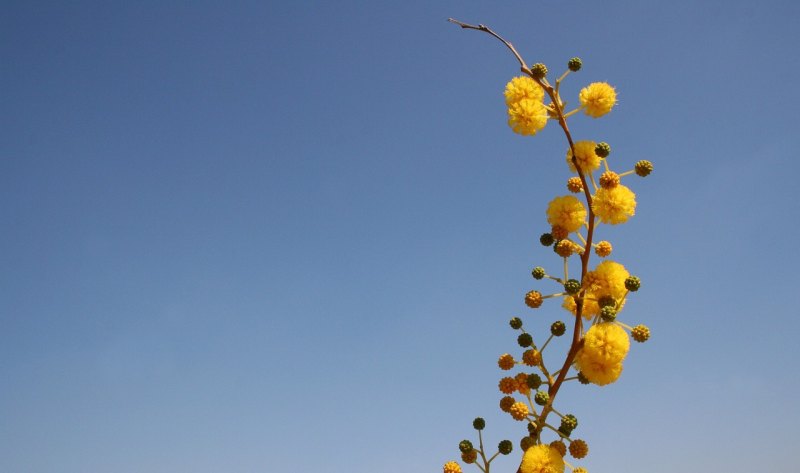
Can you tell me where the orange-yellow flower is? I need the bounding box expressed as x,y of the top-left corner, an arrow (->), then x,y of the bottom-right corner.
520,444 -> 565,473
566,141 -> 602,173
579,82 -> 617,118
592,184 -> 636,225
546,196 -> 586,233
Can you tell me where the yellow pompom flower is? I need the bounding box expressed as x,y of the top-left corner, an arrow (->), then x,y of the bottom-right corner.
520,444 -> 565,473
508,99 -> 549,136
574,323 -> 630,386
592,184 -> 637,225
584,261 -> 629,302
566,141 -> 602,173
579,82 -> 617,118
505,76 -> 545,105
546,196 -> 586,233
443,461 -> 462,473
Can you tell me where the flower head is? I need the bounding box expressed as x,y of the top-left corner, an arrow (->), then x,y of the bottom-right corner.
505,76 -> 544,105
566,141 -> 602,173
519,444 -> 565,473
546,196 -> 586,233
443,461 -> 462,473
592,184 -> 637,224
574,323 -> 630,385
579,82 -> 617,118
508,99 -> 548,136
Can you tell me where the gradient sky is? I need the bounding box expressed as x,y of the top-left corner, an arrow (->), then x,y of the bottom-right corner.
2,1 -> 799,472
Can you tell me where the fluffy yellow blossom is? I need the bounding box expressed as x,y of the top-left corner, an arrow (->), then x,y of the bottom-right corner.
592,184 -> 637,225
505,76 -> 544,105
510,401 -> 529,420
546,196 -> 586,233
508,98 -> 548,136
574,323 -> 630,386
579,82 -> 617,118
566,141 -> 601,173
520,444 -> 565,473
443,461 -> 462,473
585,261 -> 629,302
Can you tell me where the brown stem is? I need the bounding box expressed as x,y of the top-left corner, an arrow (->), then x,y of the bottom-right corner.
447,19 -> 531,75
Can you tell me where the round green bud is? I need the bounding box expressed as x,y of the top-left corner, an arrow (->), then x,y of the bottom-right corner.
577,372 -> 590,385
526,373 -> 542,390
520,436 -> 535,451
498,439 -> 513,455
598,295 -> 616,308
551,320 -> 566,336
517,333 -> 534,348
509,317 -> 523,330
635,160 -> 653,177
564,279 -> 581,295
473,417 -> 485,430
595,142 -> 611,158
540,233 -> 555,246
625,276 -> 641,292
531,267 -> 546,280
534,390 -> 549,406
561,414 -> 578,430
531,63 -> 548,79
567,57 -> 582,72
558,424 -> 573,437
632,324 -> 651,343
600,305 -> 617,322
459,440 -> 474,453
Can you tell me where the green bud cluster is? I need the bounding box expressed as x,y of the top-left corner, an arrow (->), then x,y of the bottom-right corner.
472,417 -> 485,430
635,160 -> 653,176
459,440 -> 474,453
517,333 -> 534,347
567,57 -> 582,72
526,373 -> 543,390
531,63 -> 548,79
551,320 -> 566,336
595,142 -> 611,158
534,390 -> 549,406
625,276 -> 641,291
531,266 -> 546,280
577,372 -> 590,385
509,317 -> 523,330
498,439 -> 513,455
540,233 -> 555,246
564,279 -> 581,295
600,305 -> 617,322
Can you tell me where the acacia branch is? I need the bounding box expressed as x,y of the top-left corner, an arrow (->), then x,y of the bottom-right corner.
447,18 -> 531,74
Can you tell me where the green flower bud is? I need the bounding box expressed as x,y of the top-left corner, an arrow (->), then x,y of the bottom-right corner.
577,372 -> 590,385
598,295 -> 616,308
551,320 -> 566,336
498,439 -> 513,455
567,57 -> 582,72
540,233 -> 555,246
595,142 -> 611,158
635,160 -> 653,177
526,373 -> 542,390
531,266 -> 546,280
531,63 -> 548,79
473,417 -> 485,430
534,390 -> 549,406
625,276 -> 641,292
558,424 -> 573,437
561,414 -> 578,430
459,440 -> 474,453
509,317 -> 523,330
632,324 -> 651,342
517,333 -> 533,348
600,305 -> 617,322
564,279 -> 581,295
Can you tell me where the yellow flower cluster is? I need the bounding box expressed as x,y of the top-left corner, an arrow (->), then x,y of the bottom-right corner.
566,141 -> 602,173
443,460 -> 462,473
579,82 -> 617,118
505,76 -> 548,136
574,323 -> 630,385
592,184 -> 637,225
563,260 -> 629,319
546,196 -> 586,233
520,445 -> 565,473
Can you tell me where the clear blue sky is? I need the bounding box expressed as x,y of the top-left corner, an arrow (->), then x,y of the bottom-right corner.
2,1 -> 799,472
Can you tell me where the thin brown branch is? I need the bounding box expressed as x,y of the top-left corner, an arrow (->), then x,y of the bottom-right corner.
447,18 -> 531,74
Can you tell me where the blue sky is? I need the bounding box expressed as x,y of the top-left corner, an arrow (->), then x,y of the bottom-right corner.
2,1 -> 799,472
